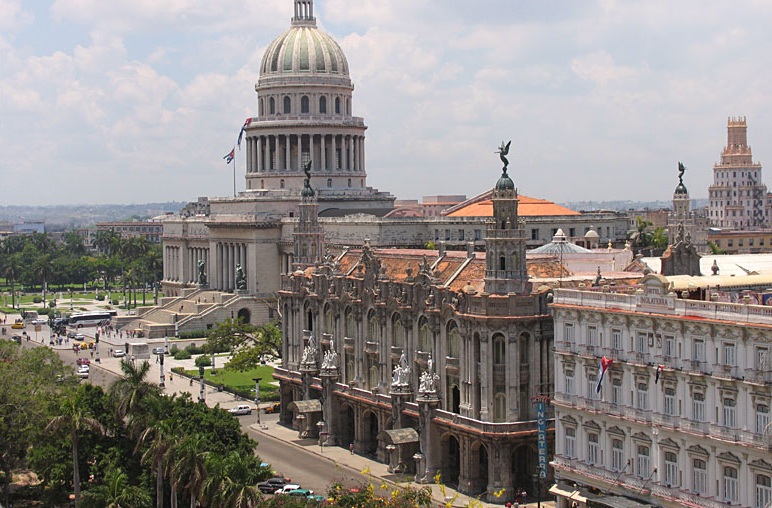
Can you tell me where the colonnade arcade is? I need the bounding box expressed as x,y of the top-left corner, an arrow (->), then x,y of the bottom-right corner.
213,242 -> 248,292
243,132 -> 365,176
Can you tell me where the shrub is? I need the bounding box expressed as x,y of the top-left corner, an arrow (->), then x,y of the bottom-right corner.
178,330 -> 209,339
185,345 -> 206,355
173,350 -> 191,360
95,294 -> 105,301
111,299 -> 119,305
32,296 -> 42,303
194,355 -> 211,367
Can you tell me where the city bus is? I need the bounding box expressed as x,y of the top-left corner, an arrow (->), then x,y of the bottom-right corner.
68,311 -> 115,328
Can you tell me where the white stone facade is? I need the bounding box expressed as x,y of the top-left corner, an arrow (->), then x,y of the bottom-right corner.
551,274 -> 772,508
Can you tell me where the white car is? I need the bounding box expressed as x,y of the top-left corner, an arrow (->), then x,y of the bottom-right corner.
112,349 -> 126,358
276,484 -> 302,494
31,318 -> 48,325
228,404 -> 253,416
77,365 -> 90,379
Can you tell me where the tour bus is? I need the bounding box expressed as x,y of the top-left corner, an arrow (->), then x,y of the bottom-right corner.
68,311 -> 116,328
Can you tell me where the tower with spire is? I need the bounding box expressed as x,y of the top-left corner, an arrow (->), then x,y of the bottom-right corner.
484,141 -> 530,295
293,163 -> 324,269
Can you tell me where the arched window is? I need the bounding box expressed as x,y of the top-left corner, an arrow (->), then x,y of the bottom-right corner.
279,179 -> 285,189
447,322 -> 460,358
392,314 -> 405,350
368,311 -> 379,342
499,255 -> 506,271
301,96 -> 309,114
493,334 -> 505,365
283,96 -> 291,114
269,97 -> 275,114
260,179 -> 264,189
319,96 -> 327,114
324,305 -> 334,335
418,317 -> 432,353
345,307 -> 356,337
335,97 -> 341,114
327,178 -> 332,188
259,98 -> 264,116
494,391 -> 506,422
347,178 -> 352,188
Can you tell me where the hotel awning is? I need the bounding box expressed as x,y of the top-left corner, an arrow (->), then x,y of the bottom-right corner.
287,399 -> 322,413
549,483 -> 578,498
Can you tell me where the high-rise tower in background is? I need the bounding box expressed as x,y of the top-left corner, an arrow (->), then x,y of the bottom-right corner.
708,117 -> 770,229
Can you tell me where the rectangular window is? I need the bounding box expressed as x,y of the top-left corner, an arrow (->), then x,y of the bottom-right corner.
531,228 -> 539,240
612,329 -> 622,351
636,332 -> 648,354
664,335 -> 675,358
564,323 -> 575,344
756,347 -> 769,371
612,378 -> 622,405
636,383 -> 648,410
723,343 -> 736,366
611,439 -> 624,472
723,398 -> 736,428
587,326 -> 598,347
587,433 -> 599,465
565,370 -> 574,396
693,459 -> 707,494
693,339 -> 705,362
693,392 -> 705,422
587,373 -> 598,400
564,427 -> 575,458
757,404 -> 770,434
636,445 -> 650,479
458,229 -> 464,241
724,467 -> 738,503
664,452 -> 679,487
664,387 -> 676,416
758,475 -> 772,508
474,229 -> 482,241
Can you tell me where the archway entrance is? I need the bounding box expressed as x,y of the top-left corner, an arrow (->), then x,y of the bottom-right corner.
237,307 -> 251,324
339,405 -> 355,451
441,434 -> 461,487
512,444 -> 534,495
361,411 -> 379,457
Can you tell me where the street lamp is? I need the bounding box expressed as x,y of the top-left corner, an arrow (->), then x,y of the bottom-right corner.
252,377 -> 262,426
532,473 -> 542,508
316,420 -> 325,452
157,351 -> 165,389
211,352 -> 216,374
198,365 -> 205,403
69,289 -> 73,311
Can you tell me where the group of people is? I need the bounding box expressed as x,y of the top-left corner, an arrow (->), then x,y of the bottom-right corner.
503,488 -> 528,507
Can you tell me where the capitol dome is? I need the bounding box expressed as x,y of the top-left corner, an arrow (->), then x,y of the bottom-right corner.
260,1 -> 349,79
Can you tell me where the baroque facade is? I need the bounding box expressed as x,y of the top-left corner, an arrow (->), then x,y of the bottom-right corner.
277,152 -> 556,505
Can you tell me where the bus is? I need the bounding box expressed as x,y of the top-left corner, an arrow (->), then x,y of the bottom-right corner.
68,311 -> 115,328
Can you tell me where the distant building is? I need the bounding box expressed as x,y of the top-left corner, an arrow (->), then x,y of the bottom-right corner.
13,222 -> 45,234
96,220 -> 164,244
708,116 -> 770,229
707,228 -> 772,254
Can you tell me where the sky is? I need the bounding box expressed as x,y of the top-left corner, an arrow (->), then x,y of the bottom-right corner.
1,0 -> 771,207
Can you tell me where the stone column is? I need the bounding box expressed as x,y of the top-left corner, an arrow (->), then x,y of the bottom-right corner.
389,382 -> 413,473
348,135 -> 354,171
256,136 -> 262,173
416,394 -> 441,483
320,367 -> 339,446
285,134 -> 291,171
331,135 -> 337,170
273,135 -> 278,171
321,134 -> 326,170
309,133 -> 315,169
486,441 -> 514,504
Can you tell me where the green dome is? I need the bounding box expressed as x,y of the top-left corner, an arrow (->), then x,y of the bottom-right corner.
260,25 -> 349,78
495,169 -> 515,190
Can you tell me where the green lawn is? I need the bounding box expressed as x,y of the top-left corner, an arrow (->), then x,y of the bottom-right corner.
180,364 -> 279,401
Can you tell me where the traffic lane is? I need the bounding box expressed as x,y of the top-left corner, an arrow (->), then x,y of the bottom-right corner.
19,337 -> 120,388
237,414 -> 370,496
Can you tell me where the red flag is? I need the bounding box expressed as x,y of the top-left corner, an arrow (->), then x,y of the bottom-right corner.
237,118 -> 252,149
655,364 -> 664,384
223,148 -> 235,164
596,356 -> 613,393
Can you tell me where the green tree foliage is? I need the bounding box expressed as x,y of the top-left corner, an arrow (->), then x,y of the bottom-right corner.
207,319 -> 282,372
79,466 -> 153,508
0,342 -> 70,507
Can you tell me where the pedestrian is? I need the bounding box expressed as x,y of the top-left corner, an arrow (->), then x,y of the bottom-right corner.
349,443 -> 354,454
169,372 -> 173,381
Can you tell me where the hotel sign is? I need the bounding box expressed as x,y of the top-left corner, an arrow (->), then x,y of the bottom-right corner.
531,396 -> 550,479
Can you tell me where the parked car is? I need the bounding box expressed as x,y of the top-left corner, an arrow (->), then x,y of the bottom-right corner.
228,404 -> 253,416
152,347 -> 166,355
76,358 -> 91,366
275,484 -> 301,494
257,478 -> 288,494
11,335 -> 22,344
74,333 -> 85,341
11,321 -> 25,329
285,489 -> 318,499
112,348 -> 126,358
77,366 -> 90,379
30,318 -> 48,325
264,402 -> 281,414
67,331 -> 77,339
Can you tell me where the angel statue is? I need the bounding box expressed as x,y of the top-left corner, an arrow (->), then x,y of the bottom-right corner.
419,354 -> 439,393
301,334 -> 317,365
678,161 -> 686,185
497,140 -> 512,170
322,339 -> 338,370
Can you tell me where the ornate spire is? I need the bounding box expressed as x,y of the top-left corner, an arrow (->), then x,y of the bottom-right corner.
292,0 -> 316,26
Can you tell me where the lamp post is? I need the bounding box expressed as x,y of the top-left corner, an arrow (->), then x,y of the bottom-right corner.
198,365 -> 205,403
316,420 -> 325,452
69,289 -> 73,311
252,377 -> 262,427
532,473 -> 541,508
211,353 -> 216,374
157,351 -> 165,389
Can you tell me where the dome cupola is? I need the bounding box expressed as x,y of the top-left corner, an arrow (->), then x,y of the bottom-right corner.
260,0 -> 349,82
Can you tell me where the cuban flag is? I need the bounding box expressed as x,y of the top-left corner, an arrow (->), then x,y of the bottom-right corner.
223,148 -> 235,164
596,356 -> 613,394
655,364 -> 665,384
237,118 -> 252,149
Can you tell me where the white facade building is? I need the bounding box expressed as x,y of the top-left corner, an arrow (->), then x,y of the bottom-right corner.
551,274 -> 772,508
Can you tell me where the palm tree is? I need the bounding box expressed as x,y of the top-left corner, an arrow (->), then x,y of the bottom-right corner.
1,253 -> 22,309
32,253 -> 54,305
203,452 -> 262,508
79,466 -> 153,508
170,435 -> 209,508
109,360 -> 161,438
136,420 -> 180,508
93,229 -> 120,257
46,396 -> 105,503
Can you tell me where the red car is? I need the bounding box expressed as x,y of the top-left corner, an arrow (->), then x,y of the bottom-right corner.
76,358 -> 91,366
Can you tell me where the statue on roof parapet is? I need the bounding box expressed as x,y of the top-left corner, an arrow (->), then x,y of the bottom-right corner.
497,140 -> 512,171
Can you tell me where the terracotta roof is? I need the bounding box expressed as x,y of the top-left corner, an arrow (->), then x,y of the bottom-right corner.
447,194 -> 580,217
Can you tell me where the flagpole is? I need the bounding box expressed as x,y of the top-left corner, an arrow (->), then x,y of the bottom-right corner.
233,154 -> 236,197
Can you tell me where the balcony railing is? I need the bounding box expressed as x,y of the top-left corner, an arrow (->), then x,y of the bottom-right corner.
745,367 -> 772,384
433,409 -> 543,435
713,364 -> 740,379
652,413 -> 679,429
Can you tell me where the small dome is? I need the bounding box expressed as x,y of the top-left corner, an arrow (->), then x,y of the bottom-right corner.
261,24 -> 349,78
495,169 -> 515,190
674,182 -> 688,195
584,228 -> 599,239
